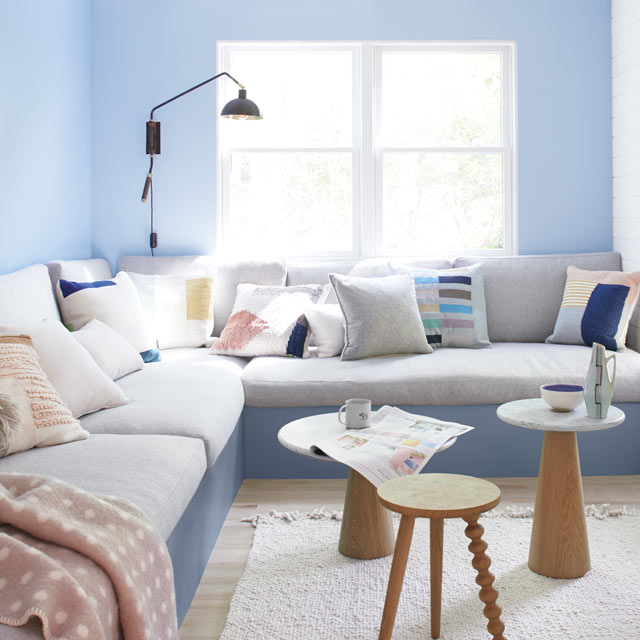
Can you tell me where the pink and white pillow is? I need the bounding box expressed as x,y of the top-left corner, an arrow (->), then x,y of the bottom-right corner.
210,284 -> 323,358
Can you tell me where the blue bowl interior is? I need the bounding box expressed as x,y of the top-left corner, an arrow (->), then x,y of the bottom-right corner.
542,384 -> 584,393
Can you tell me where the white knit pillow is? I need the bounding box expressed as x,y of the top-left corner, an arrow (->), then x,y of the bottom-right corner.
71,319 -> 144,380
0,320 -> 129,418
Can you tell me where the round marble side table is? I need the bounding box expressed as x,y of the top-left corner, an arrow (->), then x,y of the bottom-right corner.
278,413 -> 457,560
497,398 -> 625,578
278,413 -> 395,560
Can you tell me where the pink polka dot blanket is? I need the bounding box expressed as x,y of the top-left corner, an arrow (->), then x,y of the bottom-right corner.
0,473 -> 178,640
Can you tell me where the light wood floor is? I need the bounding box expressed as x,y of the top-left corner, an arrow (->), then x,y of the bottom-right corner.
178,476 -> 640,639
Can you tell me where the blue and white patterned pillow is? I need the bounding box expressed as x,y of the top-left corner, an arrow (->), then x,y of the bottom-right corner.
391,263 -> 490,348
56,272 -> 160,362
546,266 -> 640,351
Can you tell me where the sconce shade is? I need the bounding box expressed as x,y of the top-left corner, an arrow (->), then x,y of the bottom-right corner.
221,89 -> 262,120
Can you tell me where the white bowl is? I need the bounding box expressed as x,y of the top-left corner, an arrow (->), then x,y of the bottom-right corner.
540,384 -> 584,412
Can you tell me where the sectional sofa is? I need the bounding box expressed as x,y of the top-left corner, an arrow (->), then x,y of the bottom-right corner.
1,250 -> 639,636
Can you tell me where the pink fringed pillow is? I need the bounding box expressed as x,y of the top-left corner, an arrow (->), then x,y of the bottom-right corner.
0,335 -> 88,457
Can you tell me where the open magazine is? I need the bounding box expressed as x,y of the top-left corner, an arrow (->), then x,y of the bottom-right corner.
311,406 -> 473,487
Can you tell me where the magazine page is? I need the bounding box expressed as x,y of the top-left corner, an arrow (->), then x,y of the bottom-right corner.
312,406 -> 473,487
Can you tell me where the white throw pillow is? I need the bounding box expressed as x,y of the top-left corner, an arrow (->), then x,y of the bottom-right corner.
56,272 -> 157,356
0,319 -> 129,418
305,305 -> 345,358
0,263 -> 61,324
127,272 -> 214,349
71,319 -> 144,380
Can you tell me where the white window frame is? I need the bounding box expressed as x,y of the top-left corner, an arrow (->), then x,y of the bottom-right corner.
217,41 -> 517,260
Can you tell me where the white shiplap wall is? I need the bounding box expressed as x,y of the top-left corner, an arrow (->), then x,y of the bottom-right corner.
612,0 -> 640,347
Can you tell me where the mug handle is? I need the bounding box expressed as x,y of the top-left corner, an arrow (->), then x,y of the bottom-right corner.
606,354 -> 616,386
338,405 -> 347,425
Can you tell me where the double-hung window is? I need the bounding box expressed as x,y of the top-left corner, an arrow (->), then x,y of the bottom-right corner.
218,42 -> 516,258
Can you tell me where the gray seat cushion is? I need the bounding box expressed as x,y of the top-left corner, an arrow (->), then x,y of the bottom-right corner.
455,252 -> 622,342
0,433 -> 206,539
118,255 -> 216,278
241,342 -> 640,407
46,258 -> 113,288
212,259 -> 287,336
80,348 -> 246,467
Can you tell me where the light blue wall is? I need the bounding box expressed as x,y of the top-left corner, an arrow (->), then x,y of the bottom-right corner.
91,0 -> 612,268
0,0 -> 92,275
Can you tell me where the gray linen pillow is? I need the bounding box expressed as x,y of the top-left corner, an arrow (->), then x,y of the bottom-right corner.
329,273 -> 432,361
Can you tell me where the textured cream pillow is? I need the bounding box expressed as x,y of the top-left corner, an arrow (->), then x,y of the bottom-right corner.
0,335 -> 88,457
0,319 -> 129,418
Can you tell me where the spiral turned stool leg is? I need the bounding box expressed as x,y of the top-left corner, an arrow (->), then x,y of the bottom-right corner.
463,516 -> 506,640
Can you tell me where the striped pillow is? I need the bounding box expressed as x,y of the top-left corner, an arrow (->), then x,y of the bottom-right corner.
546,266 -> 640,351
391,263 -> 490,348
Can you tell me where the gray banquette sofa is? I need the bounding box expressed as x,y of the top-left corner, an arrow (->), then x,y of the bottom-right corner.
1,250 -> 640,637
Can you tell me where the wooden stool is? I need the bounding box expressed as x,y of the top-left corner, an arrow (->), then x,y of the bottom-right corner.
377,473 -> 506,640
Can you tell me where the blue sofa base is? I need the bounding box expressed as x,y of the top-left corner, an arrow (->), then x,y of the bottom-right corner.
168,416 -> 244,625
243,404 -> 640,478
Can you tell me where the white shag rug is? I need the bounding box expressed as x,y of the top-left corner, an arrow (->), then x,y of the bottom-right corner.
220,507 -> 640,639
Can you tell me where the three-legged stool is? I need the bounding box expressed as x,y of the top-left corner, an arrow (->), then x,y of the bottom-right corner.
377,473 -> 507,640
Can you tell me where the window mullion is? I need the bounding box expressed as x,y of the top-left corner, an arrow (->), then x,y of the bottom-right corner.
360,43 -> 375,258
373,44 -> 385,257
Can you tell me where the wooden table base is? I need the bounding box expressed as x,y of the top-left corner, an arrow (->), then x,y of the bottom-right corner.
339,469 -> 395,559
529,431 -> 591,578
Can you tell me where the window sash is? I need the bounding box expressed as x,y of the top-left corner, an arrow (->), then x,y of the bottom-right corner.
224,149 -> 359,257
217,41 -> 516,259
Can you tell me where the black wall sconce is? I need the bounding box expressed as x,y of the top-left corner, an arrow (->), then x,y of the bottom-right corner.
141,71 -> 261,254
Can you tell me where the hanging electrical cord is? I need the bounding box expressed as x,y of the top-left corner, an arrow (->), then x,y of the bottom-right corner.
150,179 -> 155,257
142,155 -> 157,256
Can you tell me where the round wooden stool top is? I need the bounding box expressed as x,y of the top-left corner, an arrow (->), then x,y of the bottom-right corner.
377,473 -> 501,519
